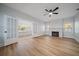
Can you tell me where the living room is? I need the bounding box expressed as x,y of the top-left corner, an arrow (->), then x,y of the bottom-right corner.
0,3 -> 79,56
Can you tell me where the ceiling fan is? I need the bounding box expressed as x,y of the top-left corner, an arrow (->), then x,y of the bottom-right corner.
44,7 -> 59,17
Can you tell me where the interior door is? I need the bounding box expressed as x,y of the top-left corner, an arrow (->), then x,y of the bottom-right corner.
3,15 -> 17,46
7,16 -> 17,39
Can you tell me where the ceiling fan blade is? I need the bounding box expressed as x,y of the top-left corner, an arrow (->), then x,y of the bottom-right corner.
53,13 -> 58,14
52,7 -> 59,12
49,9 -> 52,12
45,9 -> 49,12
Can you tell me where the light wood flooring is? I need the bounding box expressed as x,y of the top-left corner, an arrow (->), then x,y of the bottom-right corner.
0,36 -> 79,56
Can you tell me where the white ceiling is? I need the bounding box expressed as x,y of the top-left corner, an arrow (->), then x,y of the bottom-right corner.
4,3 -> 79,22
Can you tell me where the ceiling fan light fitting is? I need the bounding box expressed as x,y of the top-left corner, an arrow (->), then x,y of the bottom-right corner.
49,12 -> 52,15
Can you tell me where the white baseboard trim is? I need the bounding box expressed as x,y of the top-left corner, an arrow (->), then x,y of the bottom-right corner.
75,39 -> 79,42
73,36 -> 79,42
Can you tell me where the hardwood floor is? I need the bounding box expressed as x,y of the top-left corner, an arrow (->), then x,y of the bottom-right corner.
0,36 -> 79,56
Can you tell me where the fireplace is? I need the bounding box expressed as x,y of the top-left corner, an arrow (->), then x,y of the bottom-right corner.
52,31 -> 59,37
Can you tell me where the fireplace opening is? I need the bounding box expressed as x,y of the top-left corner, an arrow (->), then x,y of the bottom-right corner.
52,31 -> 59,37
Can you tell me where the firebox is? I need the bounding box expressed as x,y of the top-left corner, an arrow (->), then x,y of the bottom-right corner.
52,31 -> 59,37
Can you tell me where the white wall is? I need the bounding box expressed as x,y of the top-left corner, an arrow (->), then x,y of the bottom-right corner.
50,19 -> 63,37
63,17 -> 74,38
0,4 -> 79,43
32,22 -> 45,37
0,13 -> 4,47
48,17 -> 74,38
17,19 -> 46,38
44,22 -> 50,35
18,19 -> 33,37
0,4 -> 44,23
0,4 -> 46,38
63,15 -> 79,42
0,4 -> 46,47
74,13 -> 79,42
47,15 -> 79,42
45,19 -> 63,37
